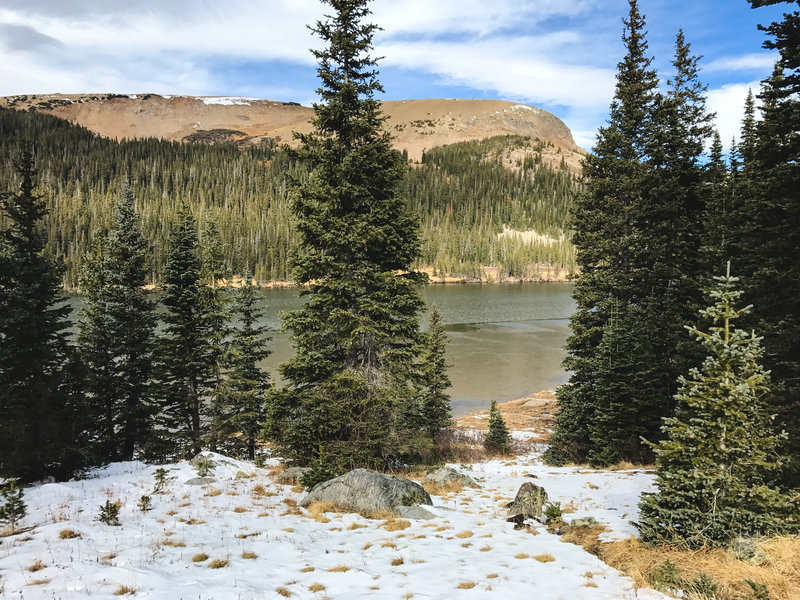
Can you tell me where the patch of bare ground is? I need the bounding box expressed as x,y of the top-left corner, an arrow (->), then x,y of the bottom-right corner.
454,390 -> 557,446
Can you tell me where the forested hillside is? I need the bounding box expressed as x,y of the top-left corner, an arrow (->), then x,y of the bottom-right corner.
0,109 -> 578,288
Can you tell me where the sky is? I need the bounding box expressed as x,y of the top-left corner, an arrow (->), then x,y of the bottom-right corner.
0,0 -> 789,151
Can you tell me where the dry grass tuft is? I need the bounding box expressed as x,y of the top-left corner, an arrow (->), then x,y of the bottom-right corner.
192,553 -> 209,562
480,545 -> 492,552
207,559 -> 229,569
391,557 -> 404,566
487,573 -> 499,579
308,583 -> 326,592
306,501 -> 337,515
59,529 -> 81,539
347,522 -> 368,530
162,538 -> 186,547
456,581 -> 477,589
299,566 -> 315,573
456,530 -> 474,539
514,553 -> 531,559
423,480 -> 465,496
250,484 -> 269,497
560,525 -> 606,556
28,579 -> 50,586
114,584 -> 136,595
382,519 -> 411,532
600,535 -> 800,600
534,554 -> 556,563
328,565 -> 351,572
275,587 -> 291,597
185,518 -> 206,526
283,498 -> 298,508
27,560 -> 46,572
242,551 -> 258,560
233,506 -> 249,513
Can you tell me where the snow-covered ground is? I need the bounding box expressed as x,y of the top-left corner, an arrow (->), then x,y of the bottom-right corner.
0,450 -> 666,599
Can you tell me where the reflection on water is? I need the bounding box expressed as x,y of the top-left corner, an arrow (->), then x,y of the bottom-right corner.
65,283 -> 575,418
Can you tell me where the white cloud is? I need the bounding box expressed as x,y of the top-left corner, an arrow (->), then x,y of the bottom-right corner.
707,81 -> 762,150
706,53 -> 776,73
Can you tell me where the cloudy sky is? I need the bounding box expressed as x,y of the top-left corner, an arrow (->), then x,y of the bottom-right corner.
0,0 -> 787,150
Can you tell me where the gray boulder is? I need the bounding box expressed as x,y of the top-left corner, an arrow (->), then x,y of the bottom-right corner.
276,467 -> 309,485
506,482 -> 548,519
300,468 -> 432,515
422,466 -> 479,489
570,516 -> 600,528
184,477 -> 217,486
189,453 -> 217,468
394,505 -> 438,520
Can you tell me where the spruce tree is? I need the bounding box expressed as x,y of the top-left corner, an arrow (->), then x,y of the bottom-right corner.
637,268 -> 799,547
213,275 -> 270,459
418,308 -> 452,436
0,147 -> 79,481
78,187 -> 157,461
156,203 -> 214,456
545,0 -> 661,465
737,0 -> 800,487
266,0 -> 426,483
485,400 -> 511,454
0,477 -> 26,533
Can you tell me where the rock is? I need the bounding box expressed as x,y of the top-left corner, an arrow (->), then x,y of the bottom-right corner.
570,516 -> 600,528
300,468 -> 432,515
506,482 -> 548,519
277,467 -> 309,485
394,505 -> 437,520
235,471 -> 250,479
728,537 -> 766,563
422,466 -> 479,489
184,477 -> 216,486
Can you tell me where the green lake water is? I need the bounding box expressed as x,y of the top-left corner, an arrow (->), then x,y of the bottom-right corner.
66,282 -> 575,418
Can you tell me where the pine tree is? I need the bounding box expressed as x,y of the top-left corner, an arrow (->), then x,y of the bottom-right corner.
637,268 -> 799,548
737,0 -> 800,487
0,146 -> 80,481
485,400 -> 511,454
418,308 -> 452,436
545,0 -> 661,465
213,275 -> 270,459
0,477 -> 26,533
266,0 -> 426,483
78,187 -> 157,462
156,203 -> 214,457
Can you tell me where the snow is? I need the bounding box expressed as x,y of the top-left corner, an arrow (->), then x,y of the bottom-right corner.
0,451 -> 666,599
508,104 -> 542,114
198,97 -> 259,106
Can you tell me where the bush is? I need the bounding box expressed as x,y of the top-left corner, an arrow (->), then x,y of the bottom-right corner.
98,500 -> 121,526
137,495 -> 152,512
543,501 -> 563,522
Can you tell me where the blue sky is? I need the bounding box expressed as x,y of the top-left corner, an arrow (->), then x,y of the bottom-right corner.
0,0 -> 788,150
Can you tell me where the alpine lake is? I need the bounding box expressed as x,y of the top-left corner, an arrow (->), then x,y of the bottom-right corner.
66,282 -> 575,417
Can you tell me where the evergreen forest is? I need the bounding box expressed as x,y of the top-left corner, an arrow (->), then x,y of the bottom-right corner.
0,109 -> 578,289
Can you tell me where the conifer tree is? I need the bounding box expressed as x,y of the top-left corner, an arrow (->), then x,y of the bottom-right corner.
737,0 -> 800,486
0,147 -> 79,481
637,268 -> 799,547
212,275 -> 270,459
78,187 -> 157,461
266,0 -> 426,483
156,204 -> 214,456
545,0 -> 661,465
485,400 -> 511,454
0,478 -> 26,533
418,308 -> 452,436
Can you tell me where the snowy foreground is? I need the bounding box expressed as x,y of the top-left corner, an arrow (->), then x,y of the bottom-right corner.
1,448 -> 668,599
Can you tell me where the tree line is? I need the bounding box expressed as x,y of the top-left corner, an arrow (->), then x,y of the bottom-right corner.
545,0 -> 799,548
0,110 -> 579,289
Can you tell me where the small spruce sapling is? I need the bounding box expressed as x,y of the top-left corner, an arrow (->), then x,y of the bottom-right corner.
0,478 -> 27,533
153,468 -> 169,493
137,495 -> 152,512
194,457 -> 214,478
98,500 -> 121,526
485,400 -> 511,454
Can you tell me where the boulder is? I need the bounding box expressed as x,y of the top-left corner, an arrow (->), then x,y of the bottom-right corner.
277,467 -> 309,485
189,453 -> 217,468
570,516 -> 600,528
422,466 -> 479,489
506,482 -> 548,519
184,477 -> 217,486
728,537 -> 767,563
300,468 -> 432,515
394,505 -> 438,520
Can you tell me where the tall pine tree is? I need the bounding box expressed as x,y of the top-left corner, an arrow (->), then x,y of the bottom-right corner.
266,0 -> 426,485
0,146 -> 80,480
78,187 -> 156,461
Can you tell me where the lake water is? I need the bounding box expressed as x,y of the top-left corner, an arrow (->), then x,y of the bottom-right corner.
66,283 -> 575,418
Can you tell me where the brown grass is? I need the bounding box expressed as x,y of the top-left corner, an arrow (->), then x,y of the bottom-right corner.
392,557 -> 404,566
241,551 -> 257,559
300,566 -> 315,573
328,565 -> 351,572
306,501 -> 336,515
192,553 -> 209,562
456,581 -> 477,589
59,529 -> 81,539
486,574 -> 499,579
162,538 -> 186,547
233,506 -> 249,513
382,519 -> 411,532
480,545 -> 492,552
114,584 -> 136,595
27,560 -> 46,572
423,480 -> 465,496
207,559 -> 229,569
534,554 -> 556,563
308,583 -> 325,592
514,553 -> 531,559
456,530 -> 474,539
185,518 -> 205,525
28,579 -> 50,586
600,536 -> 800,600
347,522 -> 368,530
560,525 -> 606,557
275,587 -> 291,597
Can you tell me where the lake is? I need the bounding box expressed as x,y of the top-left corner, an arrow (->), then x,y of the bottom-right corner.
66,283 -> 575,418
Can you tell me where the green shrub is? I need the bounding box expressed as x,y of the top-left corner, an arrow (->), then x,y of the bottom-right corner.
98,500 -> 121,526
